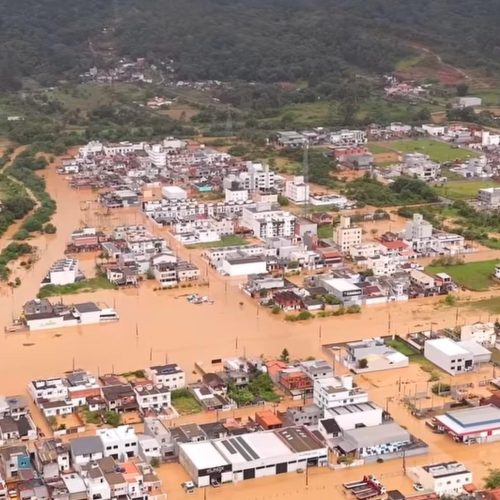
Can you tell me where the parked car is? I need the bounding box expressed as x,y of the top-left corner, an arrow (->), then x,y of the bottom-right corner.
182,481 -> 195,494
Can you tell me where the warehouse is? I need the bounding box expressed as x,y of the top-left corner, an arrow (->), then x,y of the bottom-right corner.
434,405 -> 500,444
320,278 -> 361,306
178,426 -> 328,487
423,338 -> 473,375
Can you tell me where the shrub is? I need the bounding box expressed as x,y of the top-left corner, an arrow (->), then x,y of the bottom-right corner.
431,383 -> 451,395
271,305 -> 281,314
44,223 -> 57,234
358,358 -> 368,369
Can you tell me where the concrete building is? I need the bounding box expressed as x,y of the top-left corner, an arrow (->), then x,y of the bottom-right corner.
221,254 -> 267,277
96,425 -> 138,461
435,405 -> 500,444
402,153 -> 441,182
323,401 -> 383,431
408,462 -> 472,496
241,204 -> 296,240
285,176 -> 310,204
319,278 -> 362,306
424,338 -> 474,375
146,364 -> 185,389
161,186 -> 187,200
478,187 -> 500,209
69,436 -> 104,466
313,376 -> 368,410
41,258 -> 80,287
276,131 -> 307,148
133,384 -> 171,412
344,338 -> 409,373
460,322 -> 496,346
179,426 -> 327,487
333,216 -> 362,253
225,186 -> 249,203
405,213 -> 433,245
456,96 -> 482,108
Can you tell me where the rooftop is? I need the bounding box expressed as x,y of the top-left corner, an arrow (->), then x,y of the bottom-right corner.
425,338 -> 469,356
421,461 -> 470,478
436,404 -> 500,435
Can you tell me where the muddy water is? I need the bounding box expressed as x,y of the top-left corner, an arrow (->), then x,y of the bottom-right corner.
0,157 -> 499,395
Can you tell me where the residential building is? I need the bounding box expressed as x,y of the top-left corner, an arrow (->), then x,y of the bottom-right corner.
313,376 -> 368,410
333,216 -> 362,253
69,436 -> 104,466
146,364 -> 185,389
41,258 -> 81,287
96,425 -> 138,460
408,462 -> 472,496
285,176 -> 310,204
456,96 -> 482,108
344,338 -> 409,372
34,439 -> 71,479
405,213 -> 433,244
402,153 -> 441,182
460,322 -> 496,346
478,187 -> 500,209
276,131 -> 307,148
133,384 -> 171,412
241,203 -> 296,240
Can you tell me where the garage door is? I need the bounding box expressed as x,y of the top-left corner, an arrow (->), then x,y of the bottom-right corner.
276,462 -> 287,474
243,468 -> 255,480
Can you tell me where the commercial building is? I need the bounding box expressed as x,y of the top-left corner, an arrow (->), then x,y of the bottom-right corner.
41,258 -> 81,287
221,254 -> 268,277
161,186 -> 187,200
319,278 -> 361,306
456,96 -> 482,108
333,216 -> 362,253
179,426 -> 327,487
276,131 -> 307,148
424,338 -> 474,375
407,462 -> 472,496
435,405 -> 500,443
285,176 -> 310,204
323,401 -> 383,431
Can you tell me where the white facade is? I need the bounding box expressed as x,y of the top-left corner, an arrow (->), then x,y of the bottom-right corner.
313,376 -> 368,410
96,426 -> 138,460
460,322 -> 496,346
28,378 -> 68,402
225,187 -> 249,203
334,216 -> 362,253
324,402 -> 383,431
478,187 -> 500,208
221,256 -> 267,277
330,129 -> 367,146
285,176 -> 310,204
133,384 -> 171,411
405,213 -> 433,242
42,258 -> 79,287
424,338 -> 474,375
147,364 -> 186,389
241,204 -> 296,240
408,462 -> 472,496
162,185 -> 187,200
422,124 -> 446,136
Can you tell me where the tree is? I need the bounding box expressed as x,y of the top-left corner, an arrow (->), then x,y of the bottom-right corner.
277,194 -> 289,206
44,223 -> 57,234
456,83 -> 469,97
104,411 -> 121,427
484,469 -> 500,489
150,457 -> 160,468
280,348 -> 290,363
358,358 -> 368,369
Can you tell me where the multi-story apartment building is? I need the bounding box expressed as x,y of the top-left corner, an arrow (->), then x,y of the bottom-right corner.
333,216 -> 362,253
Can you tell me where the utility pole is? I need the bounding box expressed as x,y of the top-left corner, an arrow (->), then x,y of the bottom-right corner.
302,141 -> 309,217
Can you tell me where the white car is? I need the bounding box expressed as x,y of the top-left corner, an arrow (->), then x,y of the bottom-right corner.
413,482 -> 424,492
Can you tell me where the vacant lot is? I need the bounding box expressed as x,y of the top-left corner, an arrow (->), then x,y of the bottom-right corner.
434,179 -> 500,200
426,259 -> 500,291
382,139 -> 478,163
185,234 -> 248,249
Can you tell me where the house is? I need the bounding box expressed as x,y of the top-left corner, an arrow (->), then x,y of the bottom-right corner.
0,395 -> 28,420
273,290 -> 303,311
34,439 -> 71,479
313,376 -> 368,410
101,384 -> 138,413
344,338 -> 409,373
133,383 -> 171,413
254,410 -> 283,430
407,462 -> 472,496
96,425 -> 138,460
137,434 -> 162,464
202,374 -> 227,395
146,364 -> 185,389
69,436 -> 104,466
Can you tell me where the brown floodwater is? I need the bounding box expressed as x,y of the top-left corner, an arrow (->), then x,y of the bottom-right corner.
0,155 -> 499,493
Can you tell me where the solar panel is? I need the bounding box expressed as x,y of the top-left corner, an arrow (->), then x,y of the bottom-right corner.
230,437 -> 252,461
237,436 -> 259,460
221,440 -> 237,454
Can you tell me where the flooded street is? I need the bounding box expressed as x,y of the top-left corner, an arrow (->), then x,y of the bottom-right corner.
0,156 -> 499,494
1,157 -> 500,395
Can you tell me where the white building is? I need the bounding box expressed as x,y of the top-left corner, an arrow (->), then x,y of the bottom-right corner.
329,129 -> 367,146
333,216 -> 362,253
221,254 -> 267,277
478,187 -> 500,208
457,96 -> 482,108
422,124 -> 446,137
424,338 -> 474,375
319,278 -> 362,306
402,153 -> 441,182
146,144 -> 167,167
481,130 -> 500,147
241,203 -> 296,240
134,384 -> 171,412
313,376 -> 368,410
179,426 -> 327,487
460,322 -> 496,346
146,364 -> 185,389
28,377 -> 68,402
96,425 -> 138,461
162,185 -> 187,200
285,176 -> 310,204
408,462 -> 472,496
405,213 -> 433,242
225,186 -> 249,203
41,258 -> 80,287
323,401 -> 383,431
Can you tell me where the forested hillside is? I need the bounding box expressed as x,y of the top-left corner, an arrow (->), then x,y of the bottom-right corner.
1,0 -> 500,90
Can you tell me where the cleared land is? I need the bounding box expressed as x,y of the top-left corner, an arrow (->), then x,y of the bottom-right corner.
434,179 -> 500,200
185,234 -> 247,249
382,139 -> 478,162
426,259 -> 500,291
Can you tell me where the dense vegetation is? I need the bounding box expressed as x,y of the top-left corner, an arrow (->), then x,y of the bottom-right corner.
0,242 -> 34,281
2,0 -> 500,91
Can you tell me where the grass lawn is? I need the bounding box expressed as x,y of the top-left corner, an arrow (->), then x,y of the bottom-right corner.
387,338 -> 420,356
466,297 -> 500,315
474,88 -> 500,106
367,142 -> 391,154
383,139 -> 478,162
434,179 -> 500,200
318,225 -> 333,238
171,389 -> 202,415
426,259 -> 500,291
185,234 -> 248,249
37,275 -> 117,298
